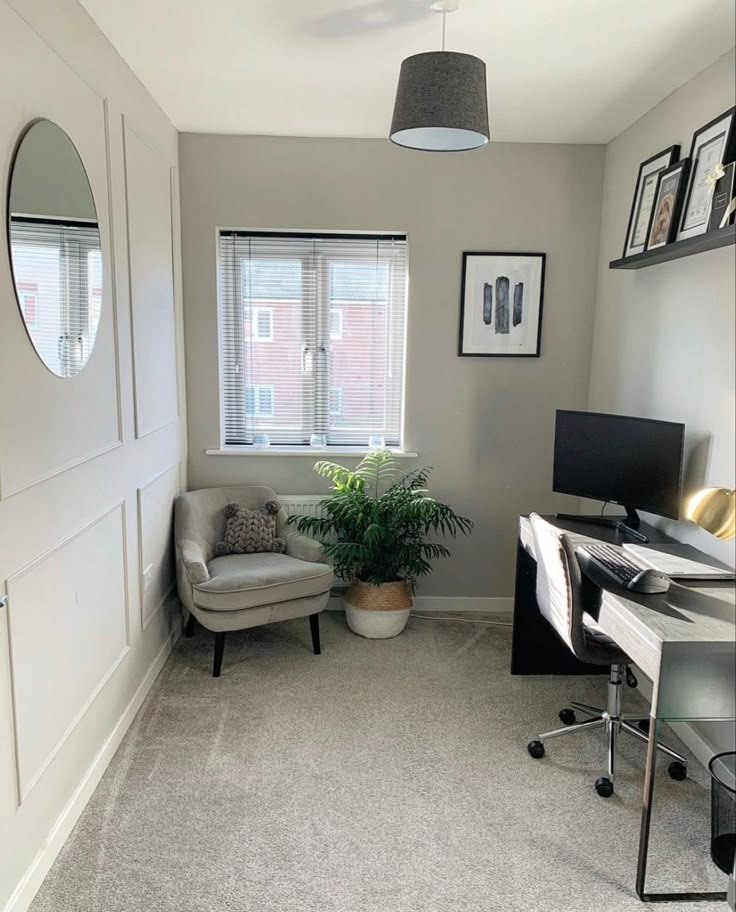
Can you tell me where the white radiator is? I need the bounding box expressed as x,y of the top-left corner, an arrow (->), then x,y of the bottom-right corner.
279,494 -> 326,520
280,495 -> 347,592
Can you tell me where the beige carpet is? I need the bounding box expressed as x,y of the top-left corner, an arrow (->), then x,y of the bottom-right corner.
29,612 -> 725,911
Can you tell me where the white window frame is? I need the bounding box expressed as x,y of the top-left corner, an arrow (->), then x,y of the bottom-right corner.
17,285 -> 39,328
245,383 -> 275,418
9,219 -> 103,376
329,386 -> 343,417
329,307 -> 343,341
10,220 -> 99,335
218,230 -> 407,450
251,306 -> 273,342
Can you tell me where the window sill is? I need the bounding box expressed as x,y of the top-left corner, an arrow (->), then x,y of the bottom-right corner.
205,447 -> 418,458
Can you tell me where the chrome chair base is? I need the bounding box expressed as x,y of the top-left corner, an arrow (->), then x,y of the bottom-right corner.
527,663 -> 688,797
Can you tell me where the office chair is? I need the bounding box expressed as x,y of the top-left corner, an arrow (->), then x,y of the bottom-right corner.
526,513 -> 688,797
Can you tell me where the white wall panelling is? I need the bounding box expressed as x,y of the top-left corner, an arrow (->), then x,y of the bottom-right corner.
123,117 -> 179,439
5,503 -> 129,804
0,8 -> 121,499
103,98 -> 125,449
137,462 -> 180,628
0,1 -> 186,909
1,605 -> 181,912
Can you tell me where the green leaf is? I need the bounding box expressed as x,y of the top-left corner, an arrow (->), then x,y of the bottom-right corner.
285,454 -> 473,590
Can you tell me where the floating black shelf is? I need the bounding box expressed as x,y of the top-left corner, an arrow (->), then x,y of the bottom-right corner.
609,224 -> 735,270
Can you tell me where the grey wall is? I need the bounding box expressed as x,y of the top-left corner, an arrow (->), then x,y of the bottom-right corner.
180,134 -> 605,598
588,49 -> 736,569
588,49 -> 736,756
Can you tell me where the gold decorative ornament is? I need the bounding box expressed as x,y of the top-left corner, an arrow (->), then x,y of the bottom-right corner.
685,487 -> 736,540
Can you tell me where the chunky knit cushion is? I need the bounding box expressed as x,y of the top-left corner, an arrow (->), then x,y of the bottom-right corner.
215,500 -> 287,556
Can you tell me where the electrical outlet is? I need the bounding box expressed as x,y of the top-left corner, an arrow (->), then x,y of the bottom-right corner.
143,564 -> 154,592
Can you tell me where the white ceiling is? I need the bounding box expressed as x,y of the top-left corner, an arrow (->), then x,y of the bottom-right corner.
79,0 -> 735,143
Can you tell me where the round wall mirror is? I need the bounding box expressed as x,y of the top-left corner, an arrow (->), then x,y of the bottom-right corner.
7,120 -> 103,377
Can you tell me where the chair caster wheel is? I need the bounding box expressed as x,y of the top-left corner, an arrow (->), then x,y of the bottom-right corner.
559,708 -> 576,725
527,740 -> 545,759
595,776 -> 614,798
668,761 -> 687,781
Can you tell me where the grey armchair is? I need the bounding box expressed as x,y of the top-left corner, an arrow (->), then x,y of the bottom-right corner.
175,485 -> 333,676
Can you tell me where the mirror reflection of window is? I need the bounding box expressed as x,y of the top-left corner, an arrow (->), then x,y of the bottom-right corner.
9,221 -> 102,376
7,120 -> 102,378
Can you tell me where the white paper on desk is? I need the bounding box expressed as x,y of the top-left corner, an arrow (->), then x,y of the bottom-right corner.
622,543 -> 735,579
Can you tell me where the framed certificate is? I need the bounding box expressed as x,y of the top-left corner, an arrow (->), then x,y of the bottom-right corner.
622,146 -> 680,258
678,107 -> 736,241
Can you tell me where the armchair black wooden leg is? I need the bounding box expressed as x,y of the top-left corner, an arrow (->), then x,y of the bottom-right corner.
309,613 -> 321,655
184,612 -> 196,638
213,632 -> 226,677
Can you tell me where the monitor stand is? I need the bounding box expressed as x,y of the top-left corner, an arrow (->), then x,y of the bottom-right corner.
555,506 -> 649,543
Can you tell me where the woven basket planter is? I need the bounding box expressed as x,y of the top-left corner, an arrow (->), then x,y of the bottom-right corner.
343,580 -> 413,638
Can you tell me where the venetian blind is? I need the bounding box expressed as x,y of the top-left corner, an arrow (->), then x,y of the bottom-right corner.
218,231 -> 407,447
9,218 -> 102,377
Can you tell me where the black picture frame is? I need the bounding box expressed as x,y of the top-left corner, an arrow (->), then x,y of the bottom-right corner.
622,145 -> 680,258
644,158 -> 691,251
458,251 -> 546,358
708,162 -> 736,231
678,106 -> 736,241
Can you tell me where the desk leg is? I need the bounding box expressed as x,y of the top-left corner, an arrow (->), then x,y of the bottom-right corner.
635,716 -> 727,903
636,715 -> 658,900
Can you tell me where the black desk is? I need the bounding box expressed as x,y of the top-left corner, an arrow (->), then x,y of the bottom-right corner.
510,514 -> 677,676
511,513 -> 735,902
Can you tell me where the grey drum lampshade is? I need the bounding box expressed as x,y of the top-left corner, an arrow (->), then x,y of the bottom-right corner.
390,51 -> 489,151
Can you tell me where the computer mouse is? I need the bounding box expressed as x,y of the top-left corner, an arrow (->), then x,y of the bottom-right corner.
627,569 -> 671,594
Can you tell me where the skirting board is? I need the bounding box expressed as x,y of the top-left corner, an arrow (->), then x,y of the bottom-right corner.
327,594 -> 513,615
4,615 -> 181,912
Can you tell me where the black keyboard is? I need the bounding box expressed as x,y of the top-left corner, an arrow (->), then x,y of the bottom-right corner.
577,543 -> 642,584
577,544 -> 672,594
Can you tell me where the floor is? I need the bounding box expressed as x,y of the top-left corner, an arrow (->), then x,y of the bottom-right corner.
30,612 -> 725,912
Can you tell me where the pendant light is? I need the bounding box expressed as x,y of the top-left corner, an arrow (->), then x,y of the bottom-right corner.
390,0 -> 489,152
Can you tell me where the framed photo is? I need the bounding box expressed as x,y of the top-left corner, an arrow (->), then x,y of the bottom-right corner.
645,159 -> 691,251
458,252 -> 546,358
623,145 -> 680,257
678,106 -> 736,241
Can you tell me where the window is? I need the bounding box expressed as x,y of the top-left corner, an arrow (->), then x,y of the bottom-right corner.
249,307 -> 273,342
329,307 -> 343,340
17,283 -> 38,327
9,219 -> 102,376
329,387 -> 343,417
218,232 -> 407,447
87,249 -> 103,328
245,384 -> 275,417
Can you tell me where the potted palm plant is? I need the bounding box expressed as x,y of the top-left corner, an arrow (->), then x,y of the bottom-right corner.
289,449 -> 473,638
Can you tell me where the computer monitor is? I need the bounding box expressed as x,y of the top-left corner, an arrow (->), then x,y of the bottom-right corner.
553,410 -> 685,538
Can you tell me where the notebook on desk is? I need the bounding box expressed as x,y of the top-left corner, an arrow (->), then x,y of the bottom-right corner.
622,543 -> 735,580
